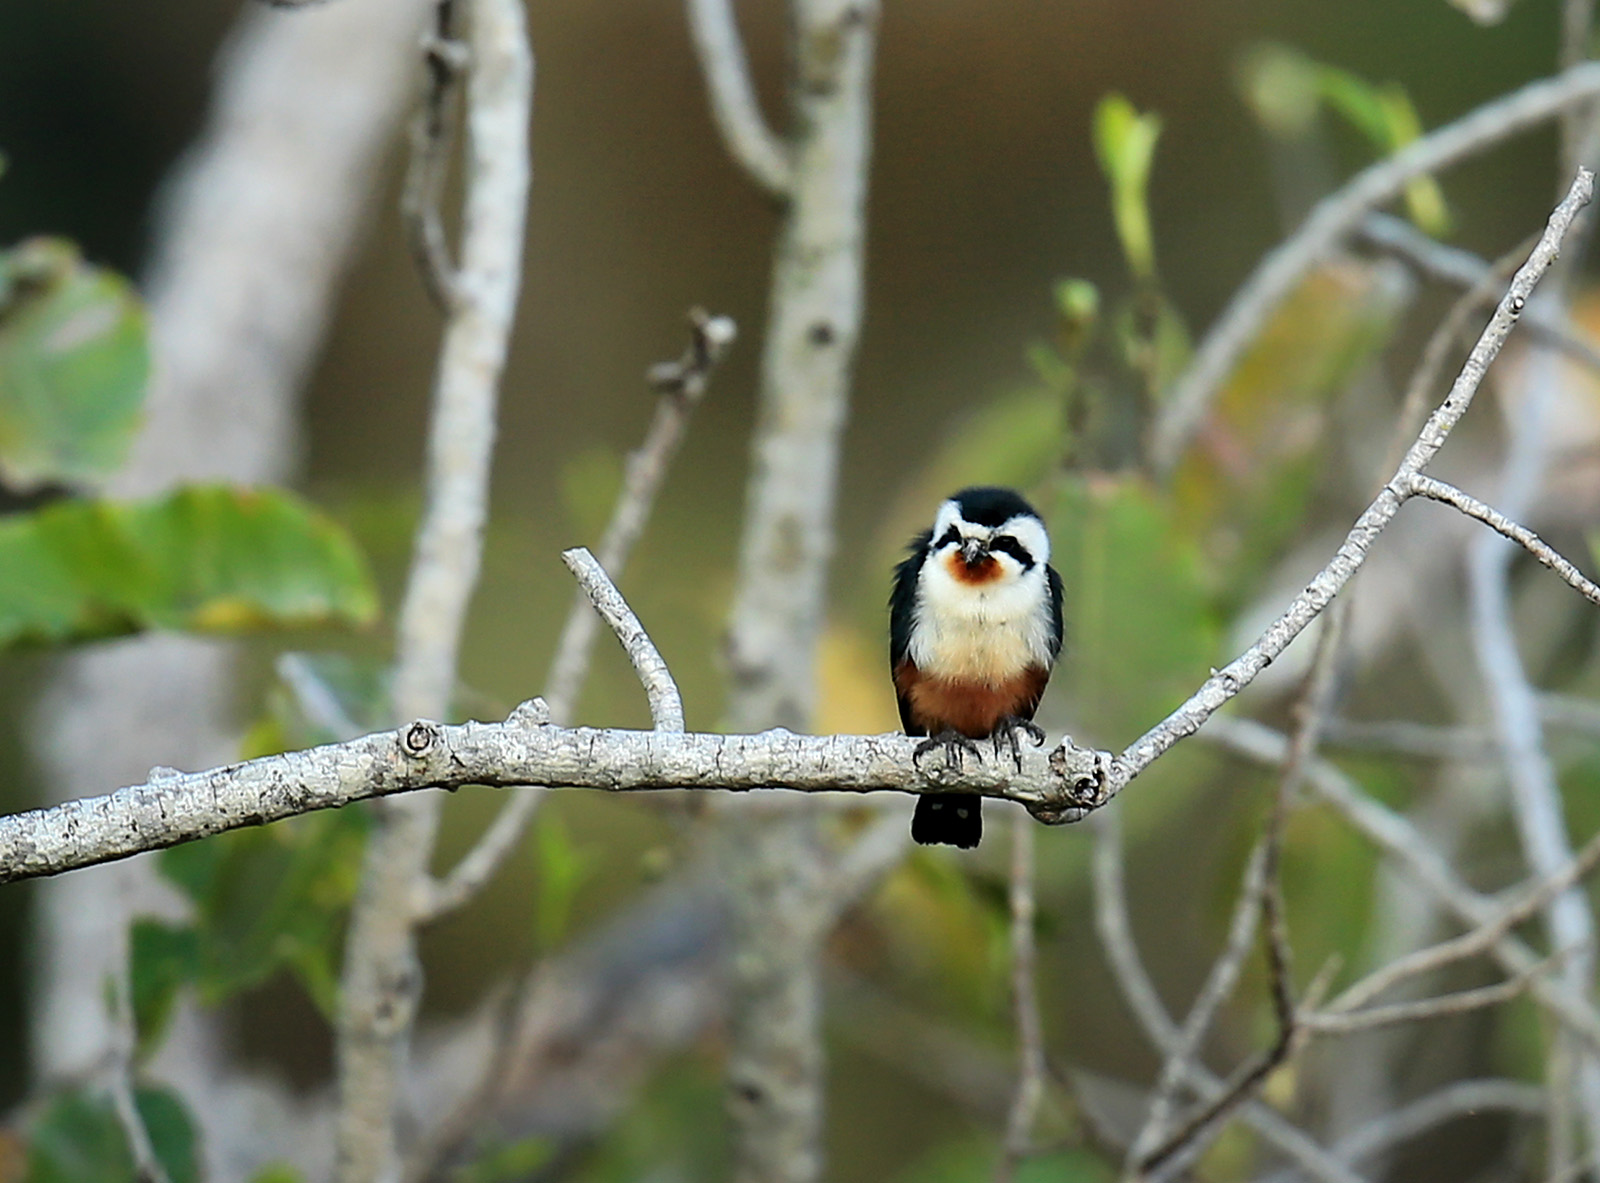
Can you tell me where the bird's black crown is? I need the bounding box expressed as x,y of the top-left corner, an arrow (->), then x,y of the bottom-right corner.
949,486 -> 1041,528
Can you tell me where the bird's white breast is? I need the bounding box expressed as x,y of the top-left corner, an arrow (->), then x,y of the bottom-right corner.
908,560 -> 1054,684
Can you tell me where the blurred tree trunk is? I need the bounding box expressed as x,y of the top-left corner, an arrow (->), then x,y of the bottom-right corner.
27,1 -> 431,1176
716,3 -> 878,1181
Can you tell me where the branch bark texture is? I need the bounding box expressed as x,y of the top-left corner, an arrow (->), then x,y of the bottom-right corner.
0,719 -> 1107,885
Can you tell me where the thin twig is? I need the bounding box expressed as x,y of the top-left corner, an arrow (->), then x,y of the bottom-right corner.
1125,839 -> 1269,1166
1151,65 -> 1600,475
1088,809 -> 1363,1183
1543,693 -> 1600,734
1097,169 -> 1595,807
418,310 -> 732,922
685,0 -> 793,198
1304,950 -> 1571,1035
1204,716 -> 1600,1057
402,0 -> 467,308
1359,214 -> 1600,374
996,808 -> 1047,1183
106,968 -> 173,1183
1328,827 -> 1600,1016
1292,1079 -> 1544,1174
559,548 -> 684,731
1406,473 -> 1600,604
1468,222 -> 1600,1152
1135,611 -> 1345,1177
544,309 -> 735,716
1388,231 -> 1536,469
1319,717 -> 1494,760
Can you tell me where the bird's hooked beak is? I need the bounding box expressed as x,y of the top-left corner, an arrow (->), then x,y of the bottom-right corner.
959,537 -> 989,566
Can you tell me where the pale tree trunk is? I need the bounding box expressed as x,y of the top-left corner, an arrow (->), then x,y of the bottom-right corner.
713,3 -> 879,1182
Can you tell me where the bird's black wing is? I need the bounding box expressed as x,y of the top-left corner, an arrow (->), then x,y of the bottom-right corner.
890,531 -> 931,735
1045,563 -> 1065,662
889,531 -> 930,670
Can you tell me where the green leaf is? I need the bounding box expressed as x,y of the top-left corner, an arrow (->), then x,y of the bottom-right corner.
132,1089 -> 200,1183
158,806 -> 369,1017
249,1167 -> 307,1183
1236,44 -> 1450,236
0,484 -> 379,649
893,1137 -> 1111,1183
0,238 -> 148,492
24,1085 -> 197,1183
454,1137 -> 557,1183
1092,94 -> 1163,282
128,920 -> 201,1055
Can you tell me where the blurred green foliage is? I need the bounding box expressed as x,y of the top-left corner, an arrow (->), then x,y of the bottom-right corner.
0,204 -> 385,1175
24,1085 -> 197,1183
893,1138 -> 1111,1183
1237,43 -> 1451,236
1092,95 -> 1163,286
138,803 -> 369,1032
0,485 -> 379,647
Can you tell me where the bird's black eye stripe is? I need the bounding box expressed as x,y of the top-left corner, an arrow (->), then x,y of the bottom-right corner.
990,535 -> 1034,570
935,526 -> 961,550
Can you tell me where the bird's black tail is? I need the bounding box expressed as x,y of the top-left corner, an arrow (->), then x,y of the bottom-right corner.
911,792 -> 982,849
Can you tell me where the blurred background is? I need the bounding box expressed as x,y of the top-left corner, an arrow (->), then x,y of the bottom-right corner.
1,0 -> 1596,1180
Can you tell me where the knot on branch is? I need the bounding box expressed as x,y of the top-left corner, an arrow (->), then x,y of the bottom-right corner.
400,721 -> 441,759
1028,743 -> 1116,824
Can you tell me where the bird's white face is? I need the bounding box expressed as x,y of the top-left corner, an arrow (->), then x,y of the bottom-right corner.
908,500 -> 1056,683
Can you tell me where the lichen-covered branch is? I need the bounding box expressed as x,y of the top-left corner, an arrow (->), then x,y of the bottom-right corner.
0,719 -> 1107,885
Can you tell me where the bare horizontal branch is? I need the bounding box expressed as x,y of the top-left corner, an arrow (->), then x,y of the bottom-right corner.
0,715 -> 1108,884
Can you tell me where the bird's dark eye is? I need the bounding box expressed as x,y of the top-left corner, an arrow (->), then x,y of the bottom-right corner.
935,526 -> 961,550
990,535 -> 1035,570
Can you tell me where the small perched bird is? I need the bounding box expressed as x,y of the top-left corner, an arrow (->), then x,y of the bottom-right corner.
890,487 -> 1063,849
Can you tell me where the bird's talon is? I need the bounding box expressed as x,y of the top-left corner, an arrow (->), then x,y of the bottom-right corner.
914,730 -> 984,774
992,715 -> 1046,772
